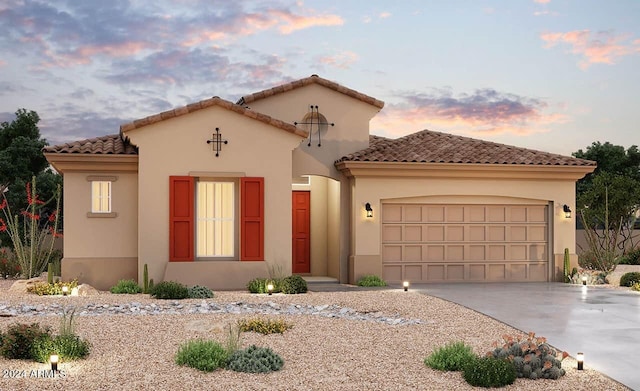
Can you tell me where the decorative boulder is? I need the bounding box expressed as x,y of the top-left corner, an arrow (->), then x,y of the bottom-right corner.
8,276 -> 46,293
77,284 -> 100,296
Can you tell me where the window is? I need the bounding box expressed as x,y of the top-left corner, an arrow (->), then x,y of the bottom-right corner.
196,181 -> 235,257
91,181 -> 111,213
169,176 -> 264,262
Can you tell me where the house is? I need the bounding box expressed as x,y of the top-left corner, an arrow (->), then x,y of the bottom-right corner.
44,75 -> 596,290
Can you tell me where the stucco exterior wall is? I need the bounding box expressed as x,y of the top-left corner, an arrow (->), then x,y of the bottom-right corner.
349,176 -> 577,282
61,171 -> 138,288
124,105 -> 303,288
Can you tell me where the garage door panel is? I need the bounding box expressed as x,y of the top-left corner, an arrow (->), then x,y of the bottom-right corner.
382,203 -> 549,283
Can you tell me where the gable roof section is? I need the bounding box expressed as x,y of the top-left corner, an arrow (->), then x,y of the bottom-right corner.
119,96 -> 306,137
43,134 -> 138,155
237,74 -> 385,109
338,129 -> 596,166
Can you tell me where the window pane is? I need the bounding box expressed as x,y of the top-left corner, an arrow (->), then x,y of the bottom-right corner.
197,181 -> 234,257
91,181 -> 111,213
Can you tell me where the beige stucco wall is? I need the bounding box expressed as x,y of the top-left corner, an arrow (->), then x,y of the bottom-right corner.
349,175 -> 578,283
124,105 -> 303,289
61,172 -> 138,288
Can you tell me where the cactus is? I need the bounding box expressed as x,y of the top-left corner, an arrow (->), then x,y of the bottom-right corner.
563,248 -> 571,282
47,263 -> 53,284
149,278 -> 154,291
487,332 -> 568,381
143,263 -> 149,294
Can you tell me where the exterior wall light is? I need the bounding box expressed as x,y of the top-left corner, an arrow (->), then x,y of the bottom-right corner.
267,283 -> 274,295
582,275 -> 587,286
403,281 -> 409,292
61,285 -> 69,296
50,354 -> 59,372
576,352 -> 584,370
563,204 -> 572,219
365,203 -> 373,218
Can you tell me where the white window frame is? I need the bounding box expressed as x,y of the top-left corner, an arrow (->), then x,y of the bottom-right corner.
196,179 -> 238,259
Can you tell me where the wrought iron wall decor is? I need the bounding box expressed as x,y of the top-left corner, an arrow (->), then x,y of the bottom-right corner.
206,127 -> 228,157
294,105 -> 334,147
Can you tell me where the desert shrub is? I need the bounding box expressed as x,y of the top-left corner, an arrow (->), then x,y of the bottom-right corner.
238,318 -> 293,335
150,281 -> 189,299
32,334 -> 91,363
110,279 -> 142,294
424,341 -> 476,371
570,269 -> 607,285
27,280 -> 78,296
488,332 -> 567,380
226,345 -> 284,373
246,278 -> 281,294
0,323 -> 52,360
578,251 -> 599,270
631,282 -> 640,291
188,285 -> 214,299
357,275 -> 387,287
463,356 -> 516,388
0,248 -> 21,278
224,324 -> 242,355
280,275 -> 307,294
175,339 -> 228,372
620,272 -> 640,287
619,248 -> 640,265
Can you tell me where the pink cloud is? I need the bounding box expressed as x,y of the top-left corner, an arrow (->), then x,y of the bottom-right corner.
271,9 -> 344,34
317,51 -> 358,69
0,60 -> 6,67
370,89 -> 569,138
541,30 -> 640,69
534,0 -> 551,3
379,12 -> 392,19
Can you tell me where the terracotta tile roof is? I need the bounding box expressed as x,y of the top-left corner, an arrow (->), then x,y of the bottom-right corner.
338,129 -> 596,166
43,134 -> 138,155
237,74 -> 385,109
120,96 -> 306,137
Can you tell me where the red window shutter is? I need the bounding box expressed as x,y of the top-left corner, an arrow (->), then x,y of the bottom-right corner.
169,176 -> 194,262
241,177 -> 264,261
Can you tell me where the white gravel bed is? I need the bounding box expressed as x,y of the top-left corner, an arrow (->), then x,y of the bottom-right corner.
0,280 -> 630,391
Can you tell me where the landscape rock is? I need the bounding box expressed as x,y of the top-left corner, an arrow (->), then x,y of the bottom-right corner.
77,284 -> 100,296
8,276 -> 46,293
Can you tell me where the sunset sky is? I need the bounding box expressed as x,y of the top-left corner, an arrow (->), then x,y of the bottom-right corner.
0,0 -> 638,155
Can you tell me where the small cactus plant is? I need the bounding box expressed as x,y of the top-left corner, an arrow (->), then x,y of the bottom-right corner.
487,332 -> 568,380
143,263 -> 149,294
563,248 -> 571,283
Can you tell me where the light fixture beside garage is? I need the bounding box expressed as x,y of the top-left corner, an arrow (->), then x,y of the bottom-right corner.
563,204 -> 572,219
365,203 -> 373,218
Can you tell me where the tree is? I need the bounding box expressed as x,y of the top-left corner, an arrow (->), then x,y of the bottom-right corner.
0,109 -> 62,246
573,142 -> 640,257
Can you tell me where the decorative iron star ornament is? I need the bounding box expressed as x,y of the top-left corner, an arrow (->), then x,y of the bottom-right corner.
294,105 -> 334,147
206,127 -> 228,157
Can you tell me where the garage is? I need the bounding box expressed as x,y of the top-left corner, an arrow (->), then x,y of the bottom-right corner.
381,203 -> 550,283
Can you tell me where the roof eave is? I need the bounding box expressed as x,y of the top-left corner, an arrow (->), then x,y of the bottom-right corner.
44,153 -> 139,174
335,161 -> 596,181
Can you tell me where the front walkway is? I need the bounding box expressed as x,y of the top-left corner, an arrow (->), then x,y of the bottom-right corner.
414,283 -> 639,390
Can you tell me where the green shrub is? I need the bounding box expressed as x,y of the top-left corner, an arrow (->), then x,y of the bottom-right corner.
619,248 -> 640,265
0,248 -> 21,278
463,357 -> 516,388
0,323 -> 52,360
246,278 -> 282,294
280,275 -> 307,294
424,341 -> 476,371
226,345 -> 284,373
110,279 -> 142,294
488,332 -> 567,380
620,272 -> 640,287
150,281 -> 189,299
238,318 -> 293,335
27,280 -> 78,296
175,339 -> 228,372
357,275 -> 387,287
32,334 -> 91,363
188,285 -> 214,299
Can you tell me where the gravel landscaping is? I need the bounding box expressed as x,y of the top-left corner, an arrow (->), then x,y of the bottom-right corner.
0,279 -> 630,390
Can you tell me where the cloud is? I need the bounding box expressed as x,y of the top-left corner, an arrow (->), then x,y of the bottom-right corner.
379,12 -> 392,19
317,51 -> 359,69
270,9 -> 344,34
534,0 -> 551,3
541,30 -> 640,69
362,15 -> 372,24
371,88 -> 568,137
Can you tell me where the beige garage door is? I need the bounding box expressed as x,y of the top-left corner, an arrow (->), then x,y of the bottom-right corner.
382,204 -> 549,282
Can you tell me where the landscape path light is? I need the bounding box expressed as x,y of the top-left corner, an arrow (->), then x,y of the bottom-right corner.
403,281 -> 409,292
61,285 -> 69,296
576,352 -> 584,370
50,354 -> 59,372
267,283 -> 274,295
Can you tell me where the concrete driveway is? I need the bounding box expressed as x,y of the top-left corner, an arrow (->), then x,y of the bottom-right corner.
415,283 -> 640,390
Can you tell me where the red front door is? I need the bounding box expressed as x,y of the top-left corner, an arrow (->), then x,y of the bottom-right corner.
292,191 -> 310,274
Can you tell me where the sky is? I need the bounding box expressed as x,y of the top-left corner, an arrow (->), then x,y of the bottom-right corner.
0,0 -> 638,156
